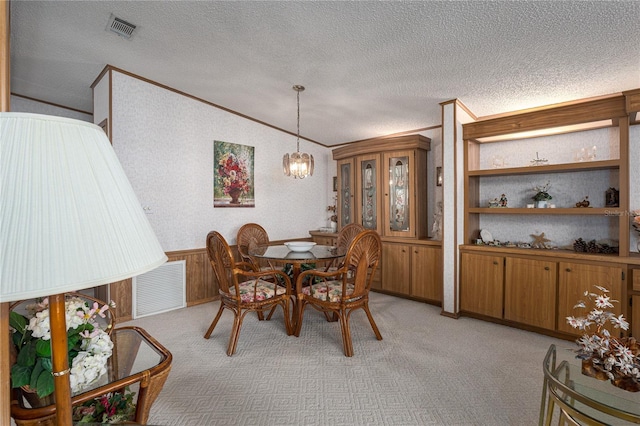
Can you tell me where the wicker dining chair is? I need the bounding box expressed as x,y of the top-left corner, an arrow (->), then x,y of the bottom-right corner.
204,231 -> 293,356
336,223 -> 366,253
324,223 -> 365,272
236,223 -> 271,270
294,229 -> 382,357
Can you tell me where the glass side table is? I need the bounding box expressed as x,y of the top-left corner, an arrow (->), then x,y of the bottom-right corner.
11,326 -> 172,426
540,344 -> 640,425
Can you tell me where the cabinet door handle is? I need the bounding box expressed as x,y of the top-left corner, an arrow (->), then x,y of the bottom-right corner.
565,268 -> 571,272
544,266 -> 550,271
493,261 -> 498,265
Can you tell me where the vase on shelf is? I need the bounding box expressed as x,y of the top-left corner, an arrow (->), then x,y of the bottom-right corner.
228,187 -> 242,204
330,221 -> 337,232
535,200 -> 548,208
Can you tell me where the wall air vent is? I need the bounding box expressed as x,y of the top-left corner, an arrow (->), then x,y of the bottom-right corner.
106,14 -> 137,40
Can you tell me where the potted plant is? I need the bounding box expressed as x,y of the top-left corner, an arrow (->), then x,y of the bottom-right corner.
566,285 -> 640,391
532,181 -> 552,208
10,294 -> 114,403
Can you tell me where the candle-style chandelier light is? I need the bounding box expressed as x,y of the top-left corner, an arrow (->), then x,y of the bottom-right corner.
283,85 -> 314,179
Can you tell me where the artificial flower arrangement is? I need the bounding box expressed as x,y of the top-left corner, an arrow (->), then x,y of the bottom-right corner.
10,294 -> 114,399
566,285 -> 640,391
72,389 -> 136,424
216,152 -> 251,196
327,204 -> 337,223
532,181 -> 553,202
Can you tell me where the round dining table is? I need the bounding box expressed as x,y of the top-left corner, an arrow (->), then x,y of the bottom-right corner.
248,244 -> 345,286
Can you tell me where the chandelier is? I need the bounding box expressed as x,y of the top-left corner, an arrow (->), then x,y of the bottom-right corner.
283,85 -> 314,179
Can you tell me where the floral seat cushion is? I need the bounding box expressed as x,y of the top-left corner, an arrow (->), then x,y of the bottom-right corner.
301,281 -> 355,302
228,279 -> 287,302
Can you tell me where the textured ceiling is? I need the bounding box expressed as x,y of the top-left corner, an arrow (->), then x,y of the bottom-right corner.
9,1 -> 640,146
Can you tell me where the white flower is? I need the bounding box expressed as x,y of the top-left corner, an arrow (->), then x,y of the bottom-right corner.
81,329 -> 113,356
29,310 -> 51,340
595,295 -> 614,309
23,295 -> 113,396
69,352 -> 109,393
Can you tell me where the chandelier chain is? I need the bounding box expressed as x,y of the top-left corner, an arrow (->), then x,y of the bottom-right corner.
296,89 -> 300,152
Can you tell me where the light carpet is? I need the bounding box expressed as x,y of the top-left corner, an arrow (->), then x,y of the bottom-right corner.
121,292 -> 572,426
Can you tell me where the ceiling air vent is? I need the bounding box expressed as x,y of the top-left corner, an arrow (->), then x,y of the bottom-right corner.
106,14 -> 136,40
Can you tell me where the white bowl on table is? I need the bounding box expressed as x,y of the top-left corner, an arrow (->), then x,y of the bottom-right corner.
284,241 -> 316,252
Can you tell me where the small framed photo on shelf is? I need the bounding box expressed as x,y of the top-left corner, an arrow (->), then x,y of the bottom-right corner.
605,187 -> 619,207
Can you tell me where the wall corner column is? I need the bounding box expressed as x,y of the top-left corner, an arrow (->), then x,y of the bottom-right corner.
439,99 -> 474,317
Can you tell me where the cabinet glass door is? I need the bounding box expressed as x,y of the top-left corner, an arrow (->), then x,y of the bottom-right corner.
360,158 -> 378,230
389,155 -> 410,232
338,160 -> 353,227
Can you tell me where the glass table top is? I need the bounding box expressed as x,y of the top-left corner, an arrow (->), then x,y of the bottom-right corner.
249,244 -> 345,261
550,345 -> 640,422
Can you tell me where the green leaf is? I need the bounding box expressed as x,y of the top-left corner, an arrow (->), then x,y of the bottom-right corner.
35,339 -> 51,357
67,334 -> 81,351
41,357 -> 52,372
68,326 -> 83,338
35,370 -> 54,398
29,358 -> 45,389
10,364 -> 31,388
16,341 -> 37,367
9,311 -> 28,334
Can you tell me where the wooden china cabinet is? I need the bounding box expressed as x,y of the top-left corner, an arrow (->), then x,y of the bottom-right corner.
331,135 -> 442,304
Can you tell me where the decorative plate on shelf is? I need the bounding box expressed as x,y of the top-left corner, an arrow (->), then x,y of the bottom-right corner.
480,229 -> 493,243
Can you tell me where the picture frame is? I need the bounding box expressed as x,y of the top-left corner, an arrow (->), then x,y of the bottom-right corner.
213,141 -> 255,208
605,187 -> 619,208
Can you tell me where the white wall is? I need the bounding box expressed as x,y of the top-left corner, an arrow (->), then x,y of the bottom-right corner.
108,70 -> 333,252
10,95 -> 92,122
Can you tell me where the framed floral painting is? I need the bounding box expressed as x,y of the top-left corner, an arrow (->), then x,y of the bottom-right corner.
213,141 -> 255,207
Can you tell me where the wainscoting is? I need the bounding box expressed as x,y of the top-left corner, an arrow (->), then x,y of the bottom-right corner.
107,248 -> 218,322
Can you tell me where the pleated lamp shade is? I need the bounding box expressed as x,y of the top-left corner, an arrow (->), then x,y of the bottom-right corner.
0,113 -> 167,302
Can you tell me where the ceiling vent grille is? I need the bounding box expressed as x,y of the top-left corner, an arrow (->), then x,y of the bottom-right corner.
106,14 -> 136,39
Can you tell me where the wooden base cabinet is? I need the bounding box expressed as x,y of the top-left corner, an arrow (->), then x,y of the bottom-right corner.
504,257 -> 557,330
557,261 -> 624,337
381,242 -> 442,302
460,252 -> 504,319
381,243 -> 410,295
461,250 -> 627,336
411,245 -> 442,301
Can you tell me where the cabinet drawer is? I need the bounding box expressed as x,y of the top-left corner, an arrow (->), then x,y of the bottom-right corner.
312,236 -> 336,246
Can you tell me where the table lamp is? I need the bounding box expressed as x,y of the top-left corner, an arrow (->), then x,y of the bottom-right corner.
0,113 -> 168,425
